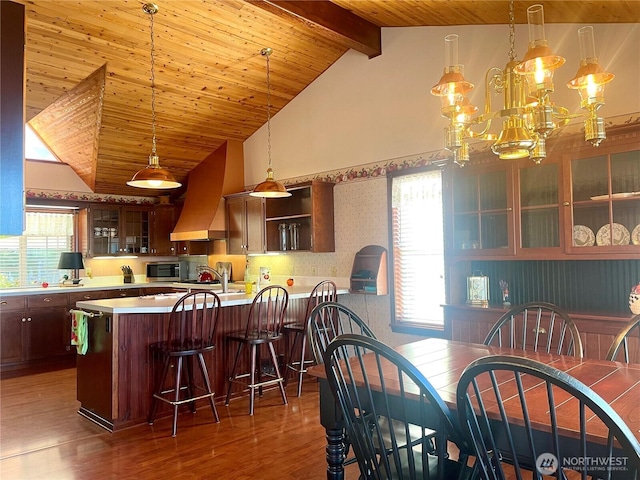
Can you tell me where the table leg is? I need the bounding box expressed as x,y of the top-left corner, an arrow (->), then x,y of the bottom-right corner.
318,379 -> 345,480
325,427 -> 345,480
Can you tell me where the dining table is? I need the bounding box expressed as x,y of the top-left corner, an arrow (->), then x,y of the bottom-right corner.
307,337 -> 640,480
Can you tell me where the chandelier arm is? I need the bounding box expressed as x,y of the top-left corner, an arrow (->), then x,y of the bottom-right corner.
484,67 -> 503,115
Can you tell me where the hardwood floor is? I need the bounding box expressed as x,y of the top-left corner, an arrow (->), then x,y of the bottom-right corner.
0,368 -> 359,480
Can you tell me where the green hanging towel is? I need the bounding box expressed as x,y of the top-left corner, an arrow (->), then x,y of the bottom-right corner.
71,310 -> 88,355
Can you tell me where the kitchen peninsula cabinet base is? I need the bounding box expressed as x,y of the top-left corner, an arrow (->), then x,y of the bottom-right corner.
75,297 -> 310,431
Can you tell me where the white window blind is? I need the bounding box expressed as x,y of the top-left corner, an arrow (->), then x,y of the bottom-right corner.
390,170 -> 445,326
0,211 -> 74,287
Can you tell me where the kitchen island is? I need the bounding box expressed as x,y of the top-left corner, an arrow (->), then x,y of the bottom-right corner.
72,283 -> 348,431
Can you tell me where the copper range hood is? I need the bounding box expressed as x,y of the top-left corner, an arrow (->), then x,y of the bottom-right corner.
170,140 -> 244,241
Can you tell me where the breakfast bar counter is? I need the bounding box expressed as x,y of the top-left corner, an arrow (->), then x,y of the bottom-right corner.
72,284 -> 347,431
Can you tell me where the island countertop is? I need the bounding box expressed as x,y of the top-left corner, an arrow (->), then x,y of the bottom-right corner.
75,284 -> 349,314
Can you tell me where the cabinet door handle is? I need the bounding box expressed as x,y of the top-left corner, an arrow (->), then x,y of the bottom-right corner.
506,207 -> 513,211
563,201 -> 570,206
27,317 -> 32,322
1,301 -> 7,305
83,295 -> 91,299
22,317 -> 26,323
43,297 -> 51,302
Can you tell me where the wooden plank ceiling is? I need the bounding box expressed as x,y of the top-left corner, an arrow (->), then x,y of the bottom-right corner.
21,0 -> 639,197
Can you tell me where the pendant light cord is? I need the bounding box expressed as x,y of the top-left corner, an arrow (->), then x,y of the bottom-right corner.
262,48 -> 273,170
149,7 -> 157,157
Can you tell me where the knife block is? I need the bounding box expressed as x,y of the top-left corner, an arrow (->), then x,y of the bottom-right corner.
123,273 -> 134,284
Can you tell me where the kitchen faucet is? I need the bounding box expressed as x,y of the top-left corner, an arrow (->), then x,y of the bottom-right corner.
197,265 -> 229,293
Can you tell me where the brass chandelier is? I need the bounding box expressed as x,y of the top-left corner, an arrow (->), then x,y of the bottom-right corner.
127,3 -> 181,189
430,1 -> 614,167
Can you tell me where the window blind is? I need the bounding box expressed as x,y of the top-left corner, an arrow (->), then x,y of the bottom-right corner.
390,170 -> 445,326
0,211 -> 74,287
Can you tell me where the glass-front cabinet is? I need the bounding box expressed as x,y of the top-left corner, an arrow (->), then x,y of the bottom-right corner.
451,163 -> 515,256
568,148 -> 640,254
86,205 -> 151,257
518,161 -> 563,252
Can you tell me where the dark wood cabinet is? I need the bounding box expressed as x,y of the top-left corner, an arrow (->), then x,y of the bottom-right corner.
226,194 -> 265,255
0,293 -> 71,370
82,205 -> 152,257
174,240 -> 209,256
264,181 -> 335,252
150,206 -> 176,255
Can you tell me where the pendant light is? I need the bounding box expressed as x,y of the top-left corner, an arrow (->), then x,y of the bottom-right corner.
127,3 -> 181,190
250,48 -> 291,198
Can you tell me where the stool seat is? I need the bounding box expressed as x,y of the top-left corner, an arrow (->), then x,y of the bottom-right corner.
148,291 -> 221,437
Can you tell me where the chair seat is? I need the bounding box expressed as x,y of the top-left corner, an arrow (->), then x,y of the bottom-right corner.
151,339 -> 215,356
226,330 -> 283,344
283,322 -> 304,332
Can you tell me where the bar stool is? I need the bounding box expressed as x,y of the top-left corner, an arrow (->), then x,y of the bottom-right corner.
224,285 -> 289,415
283,280 -> 337,396
148,291 -> 221,436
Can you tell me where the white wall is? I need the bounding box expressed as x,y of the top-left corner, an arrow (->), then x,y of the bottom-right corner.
26,160 -> 92,192
244,23 -> 640,185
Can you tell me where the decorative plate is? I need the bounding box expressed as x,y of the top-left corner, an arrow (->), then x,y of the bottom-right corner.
572,225 -> 595,247
632,224 -> 640,245
596,223 -> 630,246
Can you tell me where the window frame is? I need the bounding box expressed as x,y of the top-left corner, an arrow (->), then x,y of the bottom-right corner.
387,165 -> 451,338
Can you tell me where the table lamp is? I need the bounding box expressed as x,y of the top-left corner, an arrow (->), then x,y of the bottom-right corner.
58,252 -> 84,284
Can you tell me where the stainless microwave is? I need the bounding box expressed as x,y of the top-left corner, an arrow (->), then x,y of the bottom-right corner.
146,262 -> 181,282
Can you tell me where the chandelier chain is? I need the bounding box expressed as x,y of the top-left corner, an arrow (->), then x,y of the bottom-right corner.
508,0 -> 516,61
149,7 -> 157,156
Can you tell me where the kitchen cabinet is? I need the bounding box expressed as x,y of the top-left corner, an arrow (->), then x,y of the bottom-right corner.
82,205 -> 152,257
226,193 -> 265,255
264,181 -> 335,252
0,293 -> 71,369
150,205 -> 176,255
174,241 -> 209,256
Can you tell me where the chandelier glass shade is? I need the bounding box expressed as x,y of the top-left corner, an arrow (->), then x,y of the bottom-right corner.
251,48 -> 291,198
430,2 -> 614,166
127,3 -> 181,190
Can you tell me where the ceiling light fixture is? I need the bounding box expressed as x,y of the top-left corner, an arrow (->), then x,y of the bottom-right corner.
250,47 -> 291,198
127,3 -> 181,189
430,1 -> 614,167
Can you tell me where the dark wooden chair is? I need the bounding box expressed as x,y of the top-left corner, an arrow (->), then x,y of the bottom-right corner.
456,355 -> 640,480
224,285 -> 289,415
606,314 -> 640,363
324,334 -> 475,480
148,291 -> 221,437
484,302 -> 584,357
283,280 -> 337,396
307,301 -> 376,366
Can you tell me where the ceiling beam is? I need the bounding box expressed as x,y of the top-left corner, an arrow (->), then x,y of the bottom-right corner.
248,0 -> 381,58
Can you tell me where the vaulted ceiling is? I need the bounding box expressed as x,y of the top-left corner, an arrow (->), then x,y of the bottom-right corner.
21,1 -> 640,196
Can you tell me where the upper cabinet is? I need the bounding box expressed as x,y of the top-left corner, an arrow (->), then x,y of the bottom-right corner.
264,181 -> 335,253
83,205 -> 151,257
226,194 -> 265,255
225,180 -> 335,255
450,162 -> 515,256
449,124 -> 640,260
566,145 -> 640,256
